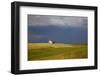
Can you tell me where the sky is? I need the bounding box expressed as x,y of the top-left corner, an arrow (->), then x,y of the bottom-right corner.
28,15 -> 88,44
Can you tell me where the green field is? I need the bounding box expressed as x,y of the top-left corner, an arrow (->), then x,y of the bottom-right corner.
28,43 -> 88,61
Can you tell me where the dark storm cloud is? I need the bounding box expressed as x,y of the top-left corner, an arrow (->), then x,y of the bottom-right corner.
28,15 -> 88,43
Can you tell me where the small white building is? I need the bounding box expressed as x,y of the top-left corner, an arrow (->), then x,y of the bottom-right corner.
48,40 -> 55,44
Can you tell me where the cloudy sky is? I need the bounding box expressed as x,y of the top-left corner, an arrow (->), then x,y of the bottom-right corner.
28,15 -> 87,27
28,15 -> 88,44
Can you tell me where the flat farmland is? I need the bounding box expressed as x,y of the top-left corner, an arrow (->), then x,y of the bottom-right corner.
28,43 -> 88,61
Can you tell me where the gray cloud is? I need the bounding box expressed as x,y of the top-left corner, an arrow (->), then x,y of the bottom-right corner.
28,15 -> 87,27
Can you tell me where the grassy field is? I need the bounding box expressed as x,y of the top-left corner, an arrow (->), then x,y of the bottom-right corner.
28,43 -> 88,61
